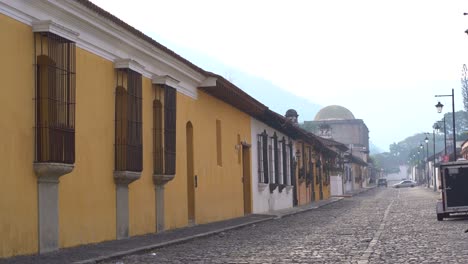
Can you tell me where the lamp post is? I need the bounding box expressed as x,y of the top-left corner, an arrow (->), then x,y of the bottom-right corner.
424,135 -> 430,188
435,88 -> 457,161
418,150 -> 422,184
432,123 -> 437,191
419,143 -> 425,185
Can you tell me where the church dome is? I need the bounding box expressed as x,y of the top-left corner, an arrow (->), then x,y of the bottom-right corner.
314,105 -> 355,121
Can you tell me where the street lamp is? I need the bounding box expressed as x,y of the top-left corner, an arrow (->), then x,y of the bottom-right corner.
419,143 -> 427,185
432,123 -> 438,191
435,88 -> 457,161
424,134 -> 429,187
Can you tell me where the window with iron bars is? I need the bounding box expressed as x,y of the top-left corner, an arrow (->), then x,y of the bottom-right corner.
164,86 -> 176,175
115,68 -> 142,172
288,141 -> 294,185
273,133 -> 280,184
153,85 -> 177,175
268,142 -> 274,184
34,32 -> 76,164
307,148 -> 314,184
281,137 -> 288,185
153,90 -> 163,174
257,130 -> 269,183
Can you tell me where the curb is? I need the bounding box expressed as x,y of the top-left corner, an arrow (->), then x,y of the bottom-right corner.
73,216 -> 274,264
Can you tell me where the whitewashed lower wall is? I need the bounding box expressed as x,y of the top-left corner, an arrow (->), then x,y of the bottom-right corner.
250,118 -> 294,214
330,175 -> 343,196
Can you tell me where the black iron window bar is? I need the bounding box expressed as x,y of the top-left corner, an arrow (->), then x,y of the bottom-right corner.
34,32 -> 76,164
115,68 -> 143,172
163,85 -> 176,175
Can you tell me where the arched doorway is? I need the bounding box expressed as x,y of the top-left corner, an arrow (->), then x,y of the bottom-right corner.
186,122 -> 195,225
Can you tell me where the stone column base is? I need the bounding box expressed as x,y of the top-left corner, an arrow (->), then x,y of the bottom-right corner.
34,162 -> 74,253
153,174 -> 175,232
114,171 -> 141,239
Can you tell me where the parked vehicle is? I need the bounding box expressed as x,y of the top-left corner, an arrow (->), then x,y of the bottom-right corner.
436,160 -> 468,221
377,179 -> 387,187
393,180 -> 416,188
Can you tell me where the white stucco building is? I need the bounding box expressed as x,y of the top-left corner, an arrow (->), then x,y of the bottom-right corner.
250,117 -> 295,213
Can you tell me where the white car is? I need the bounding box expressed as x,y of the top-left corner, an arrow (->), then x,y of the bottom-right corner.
393,180 -> 416,188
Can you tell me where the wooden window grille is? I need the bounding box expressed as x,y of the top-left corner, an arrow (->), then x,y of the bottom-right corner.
257,134 -> 263,183
281,138 -> 287,185
153,96 -> 163,174
115,68 -> 142,172
268,143 -> 273,183
308,148 -> 314,183
273,133 -> 280,184
153,85 -> 177,175
216,120 -> 222,166
34,32 -> 76,164
316,159 -> 321,183
262,130 -> 269,183
326,169 -> 330,185
164,86 -> 176,175
299,143 -> 305,178
289,141 -> 294,184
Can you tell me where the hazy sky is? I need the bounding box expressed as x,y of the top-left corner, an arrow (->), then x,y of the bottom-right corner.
91,0 -> 468,151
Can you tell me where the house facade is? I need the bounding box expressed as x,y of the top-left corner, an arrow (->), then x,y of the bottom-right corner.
0,0 -> 258,257
319,138 -> 348,196
250,117 -> 295,213
0,0 -> 364,259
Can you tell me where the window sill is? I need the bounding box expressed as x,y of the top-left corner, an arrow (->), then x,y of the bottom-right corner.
269,183 -> 279,193
285,185 -> 294,193
258,182 -> 268,192
278,184 -> 287,193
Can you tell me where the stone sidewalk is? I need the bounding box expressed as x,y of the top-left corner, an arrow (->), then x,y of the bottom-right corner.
0,193 -> 366,264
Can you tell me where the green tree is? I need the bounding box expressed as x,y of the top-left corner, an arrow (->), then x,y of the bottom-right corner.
462,64 -> 468,111
438,110 -> 468,136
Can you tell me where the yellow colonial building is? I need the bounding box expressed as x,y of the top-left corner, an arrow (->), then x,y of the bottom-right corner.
0,0 -> 259,257
0,0 -> 349,259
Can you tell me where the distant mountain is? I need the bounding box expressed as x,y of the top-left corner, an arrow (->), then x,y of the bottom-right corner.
228,72 -> 322,121
162,42 -> 322,121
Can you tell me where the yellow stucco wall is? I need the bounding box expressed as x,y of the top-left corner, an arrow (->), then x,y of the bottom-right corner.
297,181 -> 308,205
1,11 -> 250,256
128,77 -> 156,236
295,142 -> 315,206
164,91 -> 250,229
0,14 -> 38,257
58,48 -> 116,248
323,161 -> 331,199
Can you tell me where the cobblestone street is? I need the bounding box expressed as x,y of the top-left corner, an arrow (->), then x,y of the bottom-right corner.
103,188 -> 468,264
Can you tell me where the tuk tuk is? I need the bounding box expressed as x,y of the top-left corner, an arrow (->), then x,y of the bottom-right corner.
436,160 -> 468,221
